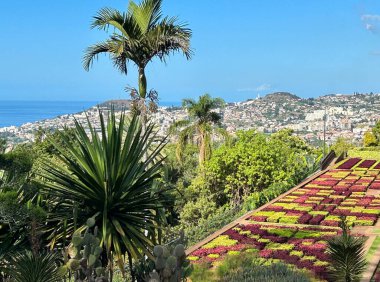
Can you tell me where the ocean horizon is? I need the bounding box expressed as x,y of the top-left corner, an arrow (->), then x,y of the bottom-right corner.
0,100 -> 182,128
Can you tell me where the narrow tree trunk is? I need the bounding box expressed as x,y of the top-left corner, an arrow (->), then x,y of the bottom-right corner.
107,249 -> 113,282
138,67 -> 148,137
127,251 -> 135,282
199,130 -> 206,165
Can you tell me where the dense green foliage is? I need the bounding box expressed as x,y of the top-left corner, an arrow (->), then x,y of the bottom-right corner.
190,253 -> 311,282
331,137 -> 354,157
175,129 -> 320,244
373,120 -> 380,144
363,120 -> 380,147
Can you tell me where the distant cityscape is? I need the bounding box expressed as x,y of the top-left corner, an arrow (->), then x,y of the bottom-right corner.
1,92 -> 379,148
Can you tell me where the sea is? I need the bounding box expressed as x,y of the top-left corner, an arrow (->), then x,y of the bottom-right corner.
0,100 -> 181,128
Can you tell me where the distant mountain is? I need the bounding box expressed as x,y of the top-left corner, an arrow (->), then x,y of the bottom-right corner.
97,100 -> 131,110
263,92 -> 301,101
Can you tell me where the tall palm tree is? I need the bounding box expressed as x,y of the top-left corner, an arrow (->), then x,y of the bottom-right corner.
83,0 -> 192,118
41,111 -> 171,279
171,94 -> 226,165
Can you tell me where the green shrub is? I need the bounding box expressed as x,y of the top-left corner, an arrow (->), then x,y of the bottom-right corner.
223,263 -> 311,282
207,252 -> 312,282
189,253 -> 312,282
189,263 -> 214,282
184,206 -> 243,246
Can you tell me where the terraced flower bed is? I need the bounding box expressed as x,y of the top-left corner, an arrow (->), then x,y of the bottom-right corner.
188,158 -> 380,281
188,223 -> 341,280
250,159 -> 380,227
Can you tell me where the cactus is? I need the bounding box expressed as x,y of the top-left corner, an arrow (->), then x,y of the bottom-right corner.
148,244 -> 190,282
64,218 -> 108,282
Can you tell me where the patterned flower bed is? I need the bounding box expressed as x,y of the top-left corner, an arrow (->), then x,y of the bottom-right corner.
188,223 -> 341,280
188,159 -> 378,281
250,159 -> 380,227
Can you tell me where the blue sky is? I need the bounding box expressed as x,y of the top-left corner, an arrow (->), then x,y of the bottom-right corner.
0,0 -> 379,102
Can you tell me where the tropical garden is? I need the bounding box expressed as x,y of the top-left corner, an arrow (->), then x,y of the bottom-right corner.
1,0 -> 380,281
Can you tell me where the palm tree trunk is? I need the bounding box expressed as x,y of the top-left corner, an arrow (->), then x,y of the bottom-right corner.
138,67 -> 147,100
199,130 -> 206,165
138,67 -> 148,136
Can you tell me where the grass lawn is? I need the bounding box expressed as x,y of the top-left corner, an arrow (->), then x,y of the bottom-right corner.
348,149 -> 380,160
367,236 -> 380,261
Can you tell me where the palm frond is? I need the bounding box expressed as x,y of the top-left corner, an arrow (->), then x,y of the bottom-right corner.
129,0 -> 163,34
146,16 -> 193,62
91,7 -> 128,35
82,41 -> 113,71
168,119 -> 191,135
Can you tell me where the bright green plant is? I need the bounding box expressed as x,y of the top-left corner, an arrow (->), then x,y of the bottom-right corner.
41,111 -> 171,279
364,131 -> 378,147
83,0 -> 192,117
327,218 -> 367,282
331,137 -> 354,157
197,252 -> 312,282
372,120 -> 380,144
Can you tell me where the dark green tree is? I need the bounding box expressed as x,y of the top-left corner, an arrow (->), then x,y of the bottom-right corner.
331,136 -> 353,157
372,120 -> 380,145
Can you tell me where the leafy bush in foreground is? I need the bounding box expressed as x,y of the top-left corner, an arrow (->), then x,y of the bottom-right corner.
190,253 -> 311,282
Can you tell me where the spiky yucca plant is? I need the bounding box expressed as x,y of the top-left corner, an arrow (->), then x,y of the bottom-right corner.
327,218 -> 367,282
41,111 -> 171,279
10,252 -> 62,282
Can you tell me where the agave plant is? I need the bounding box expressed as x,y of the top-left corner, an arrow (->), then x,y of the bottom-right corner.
41,110 -> 171,279
327,218 -> 367,282
9,251 -> 63,282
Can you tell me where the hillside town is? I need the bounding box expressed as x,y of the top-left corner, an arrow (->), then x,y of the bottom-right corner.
1,92 -> 380,147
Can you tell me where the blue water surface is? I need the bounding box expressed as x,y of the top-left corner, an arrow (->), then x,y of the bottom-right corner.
0,101 -> 97,127
0,100 -> 181,127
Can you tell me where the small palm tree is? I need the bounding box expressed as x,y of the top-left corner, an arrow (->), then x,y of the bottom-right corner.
327,218 -> 367,282
83,0 -> 192,117
41,111 -> 171,279
171,94 -> 226,165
